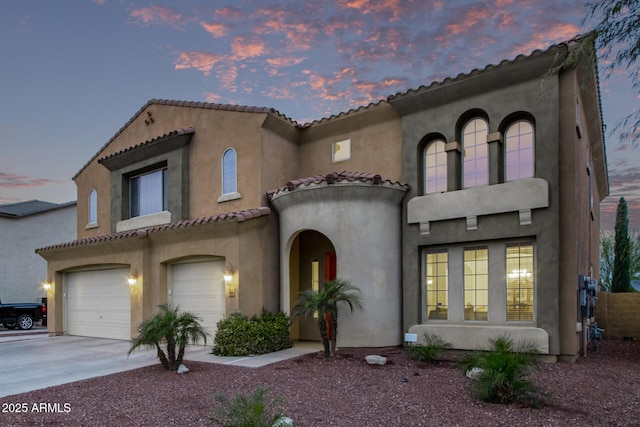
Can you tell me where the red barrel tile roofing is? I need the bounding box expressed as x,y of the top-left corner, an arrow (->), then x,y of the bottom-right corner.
36,207 -> 271,253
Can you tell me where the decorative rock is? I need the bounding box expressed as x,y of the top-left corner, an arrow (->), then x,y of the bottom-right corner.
365,355 -> 387,365
272,416 -> 294,427
177,364 -> 190,374
466,367 -> 483,379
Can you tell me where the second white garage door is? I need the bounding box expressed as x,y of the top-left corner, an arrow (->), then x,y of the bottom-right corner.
66,268 -> 131,340
169,260 -> 226,341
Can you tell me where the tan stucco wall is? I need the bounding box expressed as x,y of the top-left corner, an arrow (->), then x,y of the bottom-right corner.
298,103 -> 402,181
74,104 -> 289,238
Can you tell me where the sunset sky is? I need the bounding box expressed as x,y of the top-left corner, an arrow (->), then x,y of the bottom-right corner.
1,0 -> 638,230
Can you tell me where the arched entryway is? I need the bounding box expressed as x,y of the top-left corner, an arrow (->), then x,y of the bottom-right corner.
288,230 -> 336,341
269,172 -> 409,348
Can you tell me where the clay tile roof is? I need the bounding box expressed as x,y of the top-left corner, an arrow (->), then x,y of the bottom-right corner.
97,127 -> 196,165
35,207 -> 271,253
266,171 -> 409,199
387,33 -> 589,102
299,99 -> 389,128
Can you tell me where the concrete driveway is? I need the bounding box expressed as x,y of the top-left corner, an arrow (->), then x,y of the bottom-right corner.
0,333 -> 164,398
0,330 -> 321,398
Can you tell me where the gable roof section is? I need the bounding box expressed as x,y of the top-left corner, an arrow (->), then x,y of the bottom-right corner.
98,126 -> 195,171
266,171 -> 409,200
72,98 -> 297,180
35,206 -> 271,253
0,200 -> 76,219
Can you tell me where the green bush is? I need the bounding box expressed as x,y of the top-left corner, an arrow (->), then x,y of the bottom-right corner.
456,335 -> 548,407
404,333 -> 451,363
209,386 -> 293,427
212,309 -> 293,356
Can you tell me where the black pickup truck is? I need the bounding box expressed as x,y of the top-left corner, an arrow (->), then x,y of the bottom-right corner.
0,298 -> 46,330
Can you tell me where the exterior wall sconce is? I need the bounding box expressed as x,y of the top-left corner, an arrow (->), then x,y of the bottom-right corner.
224,262 -> 235,297
42,281 -> 52,291
128,273 -> 138,287
223,262 -> 234,284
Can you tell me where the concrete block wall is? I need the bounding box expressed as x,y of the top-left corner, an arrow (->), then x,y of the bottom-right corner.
595,292 -> 640,340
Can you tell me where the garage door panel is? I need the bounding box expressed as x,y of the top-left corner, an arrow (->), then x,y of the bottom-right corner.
171,261 -> 226,341
66,269 -> 131,340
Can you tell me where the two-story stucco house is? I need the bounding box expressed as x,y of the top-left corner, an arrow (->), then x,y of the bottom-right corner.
37,34 -> 607,361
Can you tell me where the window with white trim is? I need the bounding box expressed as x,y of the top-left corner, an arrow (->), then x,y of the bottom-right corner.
505,120 -> 534,181
130,168 -> 167,217
506,243 -> 534,321
462,118 -> 488,188
464,246 -> 488,320
88,189 -> 97,224
222,148 -> 237,195
426,249 -> 448,320
424,139 -> 447,194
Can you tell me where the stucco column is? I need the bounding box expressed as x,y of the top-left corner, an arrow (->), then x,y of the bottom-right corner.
445,141 -> 461,191
487,132 -> 503,185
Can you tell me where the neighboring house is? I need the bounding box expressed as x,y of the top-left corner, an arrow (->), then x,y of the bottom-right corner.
0,200 -> 76,304
37,34 -> 607,361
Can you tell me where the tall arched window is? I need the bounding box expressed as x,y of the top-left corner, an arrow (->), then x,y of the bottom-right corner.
88,189 -> 97,224
424,139 -> 447,194
505,120 -> 534,181
222,148 -> 237,195
462,118 -> 488,188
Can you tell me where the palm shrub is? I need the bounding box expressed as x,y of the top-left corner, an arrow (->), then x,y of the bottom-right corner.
456,335 -> 548,406
291,278 -> 363,357
404,332 -> 451,363
128,304 -> 209,371
209,386 -> 293,427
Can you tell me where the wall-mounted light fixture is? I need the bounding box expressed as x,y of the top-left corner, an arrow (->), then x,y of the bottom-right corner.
224,262 -> 235,297
42,280 -> 52,291
223,263 -> 234,284
128,271 -> 138,287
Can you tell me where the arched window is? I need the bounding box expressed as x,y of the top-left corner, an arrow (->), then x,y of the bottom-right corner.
222,148 -> 237,195
505,120 -> 534,181
462,118 -> 488,188
424,139 -> 447,194
88,189 -> 97,224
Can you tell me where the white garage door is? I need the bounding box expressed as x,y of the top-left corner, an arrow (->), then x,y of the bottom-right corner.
66,268 -> 131,340
170,260 -> 226,341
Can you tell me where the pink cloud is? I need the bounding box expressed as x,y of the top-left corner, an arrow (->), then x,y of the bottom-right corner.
262,85 -> 296,100
201,22 -> 227,38
266,56 -> 306,76
215,64 -> 239,91
254,7 -> 320,51
214,6 -> 244,20
337,0 -> 404,22
509,22 -> 580,56
129,6 -> 185,30
204,92 -> 223,103
446,7 -> 491,36
266,57 -> 305,68
0,169 -> 64,189
231,36 -> 266,60
174,52 -> 222,76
